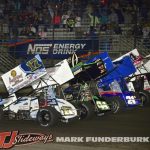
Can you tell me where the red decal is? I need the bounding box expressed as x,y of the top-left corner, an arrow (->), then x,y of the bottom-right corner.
0,131 -> 18,149
0,131 -> 53,149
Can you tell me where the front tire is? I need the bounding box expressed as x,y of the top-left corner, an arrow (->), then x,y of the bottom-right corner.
37,107 -> 60,127
79,101 -> 95,120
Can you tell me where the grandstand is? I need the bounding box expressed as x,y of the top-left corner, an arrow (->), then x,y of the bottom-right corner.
0,0 -> 150,73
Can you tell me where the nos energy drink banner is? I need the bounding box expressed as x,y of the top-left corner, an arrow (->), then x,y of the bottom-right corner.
9,40 -> 99,59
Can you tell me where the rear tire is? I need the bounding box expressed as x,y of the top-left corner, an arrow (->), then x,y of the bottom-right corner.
37,106 -> 60,127
104,96 -> 125,114
139,90 -> 150,106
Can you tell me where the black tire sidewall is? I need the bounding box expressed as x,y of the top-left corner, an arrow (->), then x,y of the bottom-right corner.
37,107 -> 59,127
111,98 -> 121,113
104,96 -> 124,114
139,90 -> 150,106
79,101 -> 95,120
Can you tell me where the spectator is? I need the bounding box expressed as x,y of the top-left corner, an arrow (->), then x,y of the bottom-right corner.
1,0 -> 150,39
41,0 -> 49,9
38,27 -> 47,39
106,23 -> 114,34
20,0 -> 28,10
86,3 -> 93,16
88,12 -> 100,28
48,3 -> 54,19
86,26 -> 98,39
30,24 -> 37,36
111,0 -> 120,10
140,4 -> 149,22
38,12 -> 45,25
42,9 -> 51,25
9,15 -> 18,37
123,9 -> 132,24
20,25 -> 36,37
20,27 -> 28,36
0,4 -> 4,19
26,26 -> 35,37
142,23 -> 150,39
52,11 -> 61,28
61,11 -> 70,28
114,7 -> 124,24
12,0 -> 21,11
32,10 -> 39,25
100,0 -> 108,6
75,13 -> 81,28
142,23 -> 150,48
100,11 -> 109,25
108,8 -> 118,24
66,13 -> 75,31
2,23 -> 9,37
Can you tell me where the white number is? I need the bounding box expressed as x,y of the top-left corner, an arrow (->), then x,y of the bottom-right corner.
61,106 -> 74,115
96,101 -> 110,110
126,96 -> 136,104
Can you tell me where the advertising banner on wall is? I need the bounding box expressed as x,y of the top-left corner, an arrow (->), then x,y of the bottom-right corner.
1,55 -> 47,94
9,39 -> 99,59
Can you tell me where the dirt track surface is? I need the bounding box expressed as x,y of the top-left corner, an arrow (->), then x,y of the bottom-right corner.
1,106 -> 150,150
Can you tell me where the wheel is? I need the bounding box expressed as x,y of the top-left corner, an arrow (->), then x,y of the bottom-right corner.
79,101 -> 95,120
37,106 -> 60,127
104,96 -> 125,114
139,90 -> 150,106
0,107 -> 4,120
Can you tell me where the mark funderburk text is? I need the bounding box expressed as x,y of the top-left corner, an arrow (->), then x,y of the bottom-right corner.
55,137 -> 150,142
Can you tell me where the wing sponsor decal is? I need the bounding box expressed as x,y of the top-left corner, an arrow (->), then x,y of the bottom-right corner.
1,55 -> 47,94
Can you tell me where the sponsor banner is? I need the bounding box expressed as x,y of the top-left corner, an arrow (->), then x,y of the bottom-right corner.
9,40 -> 99,59
1,55 -> 47,94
